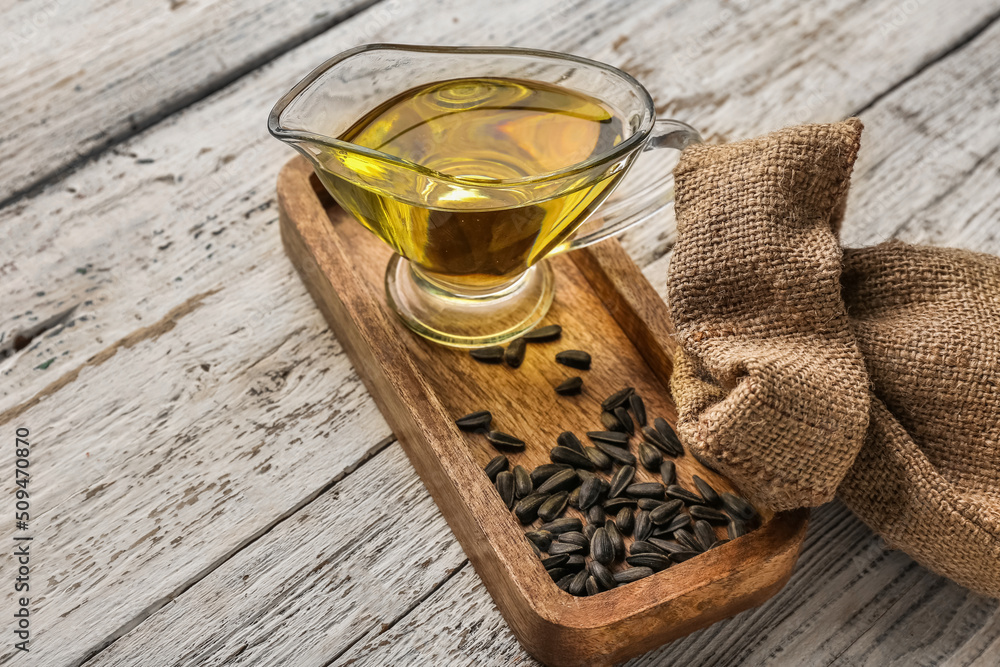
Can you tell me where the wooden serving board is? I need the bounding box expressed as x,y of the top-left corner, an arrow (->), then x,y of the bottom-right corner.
277,156 -> 808,667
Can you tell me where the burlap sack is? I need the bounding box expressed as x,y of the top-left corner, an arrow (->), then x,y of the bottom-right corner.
666,119 -> 1000,598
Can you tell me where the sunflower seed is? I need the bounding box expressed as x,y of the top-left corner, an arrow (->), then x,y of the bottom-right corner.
694,520 -> 717,551
565,553 -> 587,568
637,498 -> 665,511
721,492 -> 757,521
585,576 -> 600,596
541,517 -> 583,534
628,394 -> 647,426
583,523 -> 597,540
559,531 -> 590,548
626,482 -> 666,499
614,407 -> 634,435
555,350 -> 591,370
504,338 -> 526,368
587,504 -> 607,526
486,430 -> 525,451
675,528 -> 703,552
666,485 -> 704,505
650,499 -> 684,525
567,486 -> 581,509
648,538 -> 688,554
728,519 -> 747,539
616,507 -> 634,535
457,410 -> 492,431
536,469 -> 579,495
634,509 -> 653,541
578,476 -> 602,510
594,442 -> 637,467
538,491 -> 570,523
470,346 -> 504,363
484,455 -> 508,482
602,497 -> 637,513
605,520 -> 626,560
512,465 -> 532,499
638,442 -> 663,471
642,426 -> 681,456
548,541 -> 584,555
669,550 -> 701,563
625,553 -> 672,571
690,505 -> 729,524
529,540 -> 541,558
584,446 -> 613,471
525,530 -> 552,551
514,493 -> 548,524
654,417 -> 683,450
655,513 -> 692,535
523,324 -> 562,342
556,572 -> 576,591
550,446 -> 595,470
601,387 -> 634,411
569,569 -> 589,596
591,527 -> 614,564
630,540 -> 662,555
588,561 -> 616,590
496,471 -> 515,509
555,431 -> 584,453
548,567 -> 571,582
660,460 -> 676,486
587,430 -> 629,446
692,475 -> 721,506
600,411 -> 623,432
554,376 -> 583,396
530,464 -> 571,486
543,554 -> 570,570
614,567 -> 654,584
609,465 -> 635,498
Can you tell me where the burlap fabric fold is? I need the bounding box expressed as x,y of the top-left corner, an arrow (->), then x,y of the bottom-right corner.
667,119 -> 1000,598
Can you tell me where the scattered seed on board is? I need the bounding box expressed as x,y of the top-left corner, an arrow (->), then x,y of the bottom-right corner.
654,417 -> 683,452
634,509 -> 653,541
626,482 -> 666,499
694,520 -> 717,551
512,465 -> 532,499
650,499 -> 684,525
601,387 -> 634,411
690,505 -> 729,524
591,527 -> 614,564
609,465 -> 636,498
550,446 -> 595,470
614,407 -> 634,435
587,504 -> 606,526
628,393 -> 647,426
548,567 -> 572,582
616,507 -> 634,535
548,541 -> 584,556
522,324 -> 562,343
658,513 -> 692,534
504,338 -> 527,368
637,498 -> 664,511
660,460 -> 676,486
584,523 -> 597,540
641,426 -> 679,456
600,410 -> 624,432
543,554 -> 570,570
721,492 -> 757,521
541,517 -> 583,534
555,349 -> 591,370
530,464 -> 570,486
587,430 -> 629,446
567,486 -> 581,509
470,346 -> 504,363
585,576 -> 600,596
555,376 -> 583,396
602,496 -> 636,513
589,561 -> 616,590
514,493 -> 548,524
486,430 -> 525,451
578,476 -> 602,510
728,519 -> 747,540
692,475 -> 721,506
496,471 -> 515,509
675,528 -> 703,552
648,537 -> 687,554
594,441 -> 637,467
584,446 -> 613,471
569,569 -> 589,595
625,552 -> 671,571
559,531 -> 590,548
614,567 -> 654,584
538,492 -> 570,523
456,410 -> 492,431
536,468 -> 580,495
666,484 -> 704,505
606,520 -> 626,560
630,540 -> 660,555
484,454 -> 508,482
525,530 -> 552,551
638,442 -> 663,471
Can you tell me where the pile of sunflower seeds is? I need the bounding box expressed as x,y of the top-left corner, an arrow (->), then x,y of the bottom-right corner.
459,329 -> 759,597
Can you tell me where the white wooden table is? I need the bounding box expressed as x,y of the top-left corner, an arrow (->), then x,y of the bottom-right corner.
2,1 -> 999,664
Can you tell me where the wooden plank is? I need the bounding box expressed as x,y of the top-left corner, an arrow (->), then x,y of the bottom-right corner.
0,0 -> 377,202
86,444 -> 468,667
0,0 -> 995,663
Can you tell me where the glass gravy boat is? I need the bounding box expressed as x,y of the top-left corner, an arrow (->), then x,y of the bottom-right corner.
269,44 -> 700,347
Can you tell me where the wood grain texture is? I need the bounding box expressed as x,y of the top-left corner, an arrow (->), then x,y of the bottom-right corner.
0,0 -> 376,201
278,156 -> 807,666
0,0 -> 997,664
